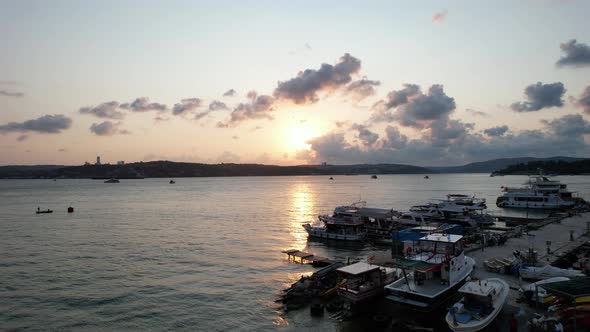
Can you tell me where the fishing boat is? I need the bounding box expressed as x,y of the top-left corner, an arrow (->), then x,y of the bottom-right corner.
35,209 -> 53,214
371,175 -> 378,179
104,178 -> 120,183
496,174 -> 575,209
445,278 -> 509,331
385,233 -> 475,310
336,262 -> 401,308
169,180 -> 175,184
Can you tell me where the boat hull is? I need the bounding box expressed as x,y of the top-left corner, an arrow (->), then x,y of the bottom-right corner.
445,278 -> 509,332
303,224 -> 365,241
385,256 -> 476,311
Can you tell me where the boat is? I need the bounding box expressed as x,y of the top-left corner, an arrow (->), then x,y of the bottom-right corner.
384,233 -> 476,310
303,217 -> 366,241
104,178 -> 120,183
496,174 -> 575,209
424,175 -> 430,179
440,194 -> 487,212
519,277 -> 570,304
409,205 -> 445,221
169,180 -> 175,184
36,209 -> 53,214
329,177 -> 334,180
336,262 -> 401,308
371,175 -> 378,179
518,265 -> 585,280
445,278 -> 509,331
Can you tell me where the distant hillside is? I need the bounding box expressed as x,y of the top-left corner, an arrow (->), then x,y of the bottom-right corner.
495,159 -> 590,175
0,161 -> 430,179
430,156 -> 583,173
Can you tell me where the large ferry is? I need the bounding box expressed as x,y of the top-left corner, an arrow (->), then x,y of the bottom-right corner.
496,175 -> 575,209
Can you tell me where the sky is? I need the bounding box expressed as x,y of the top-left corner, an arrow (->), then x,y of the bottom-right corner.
1,0 -> 590,166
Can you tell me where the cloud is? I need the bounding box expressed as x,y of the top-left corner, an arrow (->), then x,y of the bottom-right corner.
289,43 -> 313,55
223,89 -> 236,97
301,113 -> 590,166
16,135 -> 28,141
344,79 -> 381,101
209,100 -> 229,111
0,114 -> 72,134
121,97 -> 167,112
351,123 -> 379,146
154,116 -> 170,122
541,114 -> 590,137
484,125 -> 509,137
386,84 -> 421,109
217,95 -> 275,127
172,98 -> 202,115
58,148 -> 66,152
273,53 -> 361,104
556,39 -> 590,68
383,125 -> 408,149
250,125 -> 263,131
372,84 -> 456,128
510,82 -> 566,112
232,135 -> 239,140
247,90 -> 258,100
577,85 -> 590,114
216,151 -> 241,163
432,10 -> 448,24
90,121 -> 128,136
79,101 -> 125,119
0,90 -> 24,98
465,108 -> 487,117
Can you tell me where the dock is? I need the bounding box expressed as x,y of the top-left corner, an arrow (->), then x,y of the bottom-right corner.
282,249 -> 337,267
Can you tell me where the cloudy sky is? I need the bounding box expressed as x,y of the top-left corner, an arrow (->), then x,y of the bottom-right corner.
1,0 -> 589,166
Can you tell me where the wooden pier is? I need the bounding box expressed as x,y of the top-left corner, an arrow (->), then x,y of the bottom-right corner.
282,249 -> 337,267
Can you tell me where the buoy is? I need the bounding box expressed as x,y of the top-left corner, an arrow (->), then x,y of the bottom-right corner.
67,207 -> 74,213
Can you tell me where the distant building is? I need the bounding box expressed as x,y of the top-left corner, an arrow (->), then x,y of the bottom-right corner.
117,161 -> 125,165
84,161 -> 90,166
96,156 -> 101,165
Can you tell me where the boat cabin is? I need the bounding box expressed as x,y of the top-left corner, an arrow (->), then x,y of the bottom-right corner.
336,262 -> 399,304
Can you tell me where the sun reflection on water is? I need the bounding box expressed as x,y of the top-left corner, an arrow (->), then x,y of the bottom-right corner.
288,182 -> 316,250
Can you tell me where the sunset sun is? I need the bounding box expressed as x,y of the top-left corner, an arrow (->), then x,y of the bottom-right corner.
284,125 -> 320,151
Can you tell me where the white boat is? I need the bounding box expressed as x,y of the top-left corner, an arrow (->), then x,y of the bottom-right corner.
518,265 -> 585,280
445,278 -> 509,332
438,194 -> 487,213
385,233 -> 476,310
496,175 -> 575,209
303,217 -> 366,241
395,211 -> 432,226
519,277 -> 570,304
336,262 -> 401,306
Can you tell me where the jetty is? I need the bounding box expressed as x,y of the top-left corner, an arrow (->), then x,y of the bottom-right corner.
282,249 -> 337,267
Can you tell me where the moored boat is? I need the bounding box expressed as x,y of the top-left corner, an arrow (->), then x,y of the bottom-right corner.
445,278 -> 509,331
104,178 -> 120,183
336,262 -> 401,308
496,175 -> 575,209
385,233 -> 476,310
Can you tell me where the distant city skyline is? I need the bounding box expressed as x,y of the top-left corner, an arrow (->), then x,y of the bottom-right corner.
1,0 -> 590,166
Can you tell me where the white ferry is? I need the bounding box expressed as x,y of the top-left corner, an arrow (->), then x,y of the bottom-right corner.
496,175 -> 575,209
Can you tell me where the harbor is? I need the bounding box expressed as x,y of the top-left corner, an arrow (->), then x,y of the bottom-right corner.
279,175 -> 590,331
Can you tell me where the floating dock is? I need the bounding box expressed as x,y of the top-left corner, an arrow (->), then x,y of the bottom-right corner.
282,249 -> 337,267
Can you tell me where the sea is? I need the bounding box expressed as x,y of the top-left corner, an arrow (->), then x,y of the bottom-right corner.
1,174 -> 590,331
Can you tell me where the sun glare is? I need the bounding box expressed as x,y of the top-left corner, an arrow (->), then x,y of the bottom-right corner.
284,125 -> 320,151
